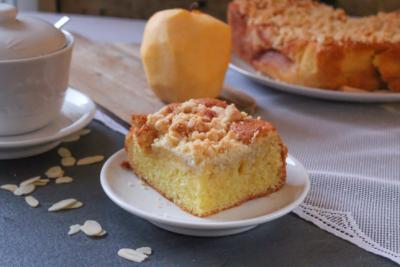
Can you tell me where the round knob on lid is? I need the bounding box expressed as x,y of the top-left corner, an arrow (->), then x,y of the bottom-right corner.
0,3 -> 67,60
0,4 -> 17,23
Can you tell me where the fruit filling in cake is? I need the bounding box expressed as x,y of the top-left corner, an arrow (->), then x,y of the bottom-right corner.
228,0 -> 400,92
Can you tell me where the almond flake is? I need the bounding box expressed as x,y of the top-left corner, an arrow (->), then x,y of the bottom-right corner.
63,135 -> 80,143
61,157 -> 76,167
14,184 -> 36,196
77,155 -> 105,166
45,166 -> 64,179
25,196 -> 39,208
118,248 -> 148,263
33,182 -> 47,186
136,247 -> 152,255
80,220 -> 103,236
55,176 -> 74,184
48,198 -> 78,212
68,224 -> 81,235
58,147 -> 72,158
0,184 -> 18,192
20,176 -> 41,187
33,179 -> 50,186
79,128 -> 91,136
96,230 -> 107,237
68,201 -> 84,209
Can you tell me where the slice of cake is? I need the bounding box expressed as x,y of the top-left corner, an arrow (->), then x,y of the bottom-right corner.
228,0 -> 400,92
125,98 -> 287,217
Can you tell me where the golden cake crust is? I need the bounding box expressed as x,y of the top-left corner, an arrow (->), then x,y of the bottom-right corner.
129,98 -> 282,165
228,0 -> 400,92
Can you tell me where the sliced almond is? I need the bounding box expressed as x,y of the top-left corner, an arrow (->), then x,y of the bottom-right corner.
55,176 -> 74,184
80,220 -> 103,236
136,247 -> 152,256
63,134 -> 80,143
96,230 -> 107,237
25,196 -> 39,208
45,166 -> 64,179
61,156 -> 76,167
68,224 -> 81,236
14,184 -> 36,196
20,176 -> 41,187
58,147 -> 72,158
79,128 -> 91,136
68,201 -> 84,209
48,198 -> 78,212
0,184 -> 18,192
33,182 -> 48,187
33,179 -> 50,186
77,155 -> 105,166
118,248 -> 148,263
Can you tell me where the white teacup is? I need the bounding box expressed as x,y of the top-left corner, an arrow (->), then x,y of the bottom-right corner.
0,4 -> 74,136
0,31 -> 73,136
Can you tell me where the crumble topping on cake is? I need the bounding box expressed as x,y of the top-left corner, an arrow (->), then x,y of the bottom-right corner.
125,98 -> 287,216
131,98 -> 275,165
234,0 -> 400,48
229,0 -> 400,92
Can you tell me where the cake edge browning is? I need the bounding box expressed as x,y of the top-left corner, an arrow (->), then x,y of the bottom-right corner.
228,0 -> 400,92
125,132 -> 288,217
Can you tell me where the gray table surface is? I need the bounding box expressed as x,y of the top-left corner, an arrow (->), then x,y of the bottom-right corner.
0,12 -> 396,267
0,121 -> 395,267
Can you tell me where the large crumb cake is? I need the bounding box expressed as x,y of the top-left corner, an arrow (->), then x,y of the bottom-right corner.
125,98 -> 287,217
229,0 -> 400,92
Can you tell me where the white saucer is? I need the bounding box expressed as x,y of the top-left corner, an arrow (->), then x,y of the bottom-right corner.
0,88 -> 96,159
101,149 -> 310,237
230,54 -> 400,103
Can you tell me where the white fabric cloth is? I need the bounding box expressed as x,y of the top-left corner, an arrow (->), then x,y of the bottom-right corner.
95,86 -> 400,264
247,86 -> 400,264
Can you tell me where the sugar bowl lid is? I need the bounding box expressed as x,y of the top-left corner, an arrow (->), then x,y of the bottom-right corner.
0,4 -> 67,60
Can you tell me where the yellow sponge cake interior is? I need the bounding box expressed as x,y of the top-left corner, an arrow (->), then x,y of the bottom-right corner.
125,98 -> 287,217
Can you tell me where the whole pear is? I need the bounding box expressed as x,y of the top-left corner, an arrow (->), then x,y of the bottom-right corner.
141,9 -> 231,102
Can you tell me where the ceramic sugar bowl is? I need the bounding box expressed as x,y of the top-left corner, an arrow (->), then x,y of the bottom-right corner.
0,4 -> 74,136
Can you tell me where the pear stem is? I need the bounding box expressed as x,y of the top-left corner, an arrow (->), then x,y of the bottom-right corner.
189,0 -> 207,11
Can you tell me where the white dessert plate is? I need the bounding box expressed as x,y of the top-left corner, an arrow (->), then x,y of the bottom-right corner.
230,54 -> 400,103
101,149 -> 310,237
0,88 -> 96,159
